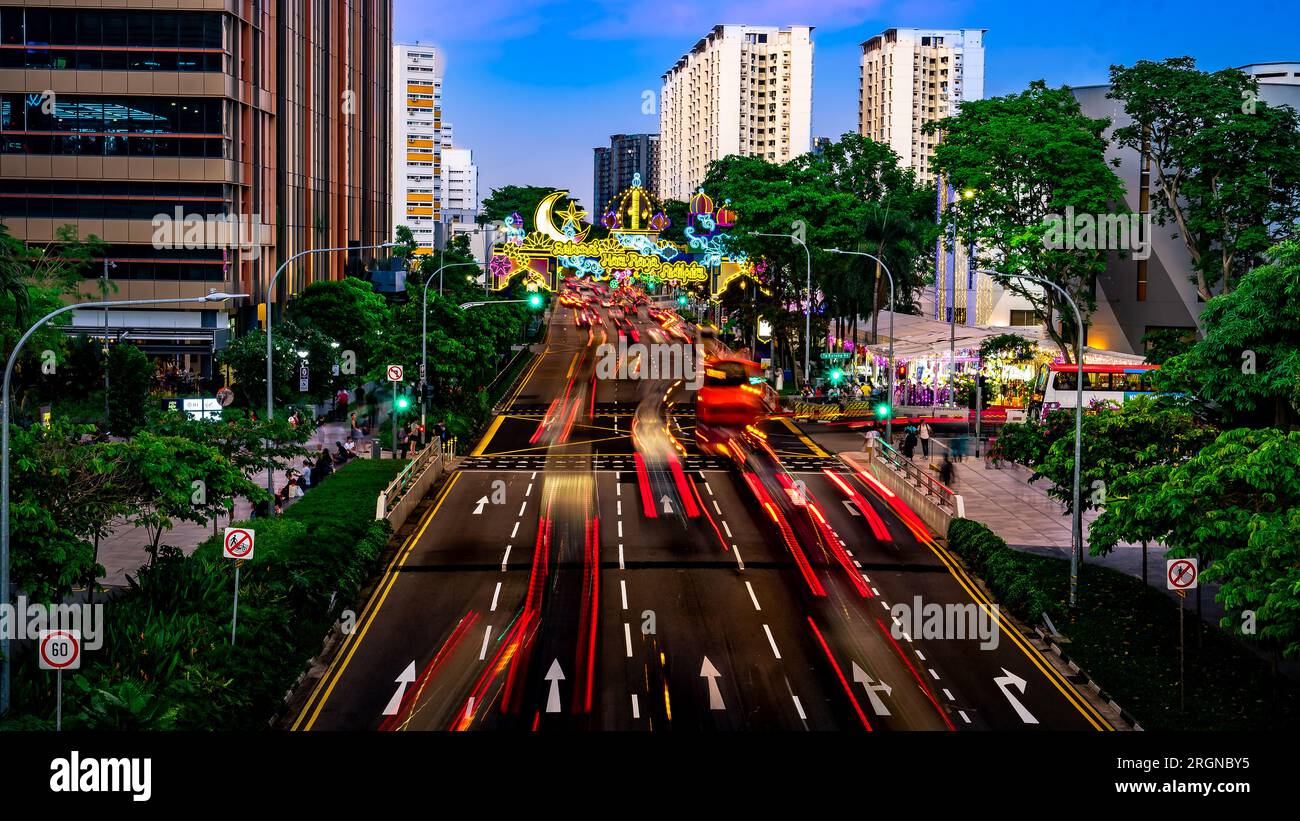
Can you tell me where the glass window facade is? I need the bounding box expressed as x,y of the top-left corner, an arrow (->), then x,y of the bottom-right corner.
0,8 -> 224,71
0,180 -> 228,221
91,244 -> 228,283
0,94 -> 226,157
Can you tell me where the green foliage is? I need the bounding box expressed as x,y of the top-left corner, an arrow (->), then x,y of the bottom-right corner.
284,277 -> 389,379
947,518 -> 1052,617
979,333 -> 1038,364
5,459 -> 402,730
927,81 -> 1126,362
1109,58 -> 1300,299
216,320 -> 339,409
1091,427 -> 1300,658
1156,241 -> 1300,427
1140,327 -> 1197,365
990,419 -> 1051,467
479,185 -> 585,229
105,343 -> 152,436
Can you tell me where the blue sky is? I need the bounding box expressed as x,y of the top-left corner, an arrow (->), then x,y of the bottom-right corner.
396,0 -> 1298,211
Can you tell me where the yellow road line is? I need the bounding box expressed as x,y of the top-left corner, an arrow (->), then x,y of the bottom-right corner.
471,416 -> 506,456
778,416 -> 829,457
294,471 -> 462,731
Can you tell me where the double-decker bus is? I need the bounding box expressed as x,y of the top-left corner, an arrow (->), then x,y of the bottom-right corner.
1027,362 -> 1159,420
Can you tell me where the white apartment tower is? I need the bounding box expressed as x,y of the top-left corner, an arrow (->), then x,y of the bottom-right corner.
659,25 -> 815,202
442,146 -> 479,227
859,28 -> 985,185
392,44 -> 444,255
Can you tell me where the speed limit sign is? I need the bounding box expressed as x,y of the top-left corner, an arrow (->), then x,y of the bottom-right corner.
39,630 -> 81,671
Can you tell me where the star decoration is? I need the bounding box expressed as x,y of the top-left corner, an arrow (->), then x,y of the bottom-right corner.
555,201 -> 588,231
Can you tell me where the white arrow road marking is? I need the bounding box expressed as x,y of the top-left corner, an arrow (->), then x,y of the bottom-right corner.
473,496 -> 489,515
382,661 -> 417,716
545,659 -> 565,713
851,661 -> 893,716
994,668 -> 1039,724
661,495 -> 674,515
700,656 -> 725,710
842,499 -> 862,516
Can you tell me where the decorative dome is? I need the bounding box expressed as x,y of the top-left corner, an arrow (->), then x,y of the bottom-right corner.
715,199 -> 737,228
601,171 -> 668,235
689,188 -> 714,217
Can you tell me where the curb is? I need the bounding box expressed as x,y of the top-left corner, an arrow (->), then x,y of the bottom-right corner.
1034,625 -> 1144,730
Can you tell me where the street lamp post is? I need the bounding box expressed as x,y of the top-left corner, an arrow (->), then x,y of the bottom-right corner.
420,262 -> 478,444
826,248 -> 895,445
264,241 -> 395,499
749,231 -> 812,384
1,291 -> 248,715
975,269 -> 1086,607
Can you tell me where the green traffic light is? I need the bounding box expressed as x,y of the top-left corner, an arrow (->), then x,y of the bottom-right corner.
876,403 -> 890,418
677,295 -> 688,306
396,396 -> 410,410
527,293 -> 544,309
829,368 -> 844,383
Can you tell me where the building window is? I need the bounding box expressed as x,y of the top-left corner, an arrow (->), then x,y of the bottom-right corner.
1009,309 -> 1042,327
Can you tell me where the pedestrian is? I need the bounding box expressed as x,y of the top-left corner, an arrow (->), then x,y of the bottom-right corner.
862,425 -> 880,452
300,459 -> 313,489
314,447 -> 334,483
951,435 -> 967,462
902,427 -> 918,459
335,441 -> 351,463
919,421 -> 932,458
938,454 -> 956,488
335,387 -> 350,422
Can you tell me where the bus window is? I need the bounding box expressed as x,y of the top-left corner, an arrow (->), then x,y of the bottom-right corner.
1053,371 -> 1076,392
1085,372 -> 1113,390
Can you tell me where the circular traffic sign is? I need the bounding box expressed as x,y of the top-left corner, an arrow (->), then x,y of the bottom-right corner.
224,527 -> 254,559
39,630 -> 80,670
1167,558 -> 1197,590
216,386 -> 235,407
387,364 -> 404,382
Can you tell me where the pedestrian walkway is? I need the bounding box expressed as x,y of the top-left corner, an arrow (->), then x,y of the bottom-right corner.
95,418 -> 362,588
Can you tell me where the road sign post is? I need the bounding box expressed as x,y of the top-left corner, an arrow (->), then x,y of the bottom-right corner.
224,527 -> 255,644
39,629 -> 81,731
1167,558 -> 1198,715
388,365 -> 404,460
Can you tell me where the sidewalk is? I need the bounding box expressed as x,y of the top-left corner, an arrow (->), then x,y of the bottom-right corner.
94,418 -> 364,588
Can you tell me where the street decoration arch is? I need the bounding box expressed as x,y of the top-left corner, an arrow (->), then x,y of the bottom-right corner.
489,174 -> 759,296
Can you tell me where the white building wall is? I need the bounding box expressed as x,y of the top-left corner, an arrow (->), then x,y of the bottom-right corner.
392,44 -> 444,255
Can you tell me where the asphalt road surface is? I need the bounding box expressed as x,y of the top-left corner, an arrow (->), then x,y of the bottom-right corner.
292,297 -> 1112,732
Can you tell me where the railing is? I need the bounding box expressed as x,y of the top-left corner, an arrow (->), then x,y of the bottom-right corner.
376,438 -> 445,520
871,439 -> 962,517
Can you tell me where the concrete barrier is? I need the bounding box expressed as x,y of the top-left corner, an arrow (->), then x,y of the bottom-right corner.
839,447 -> 964,538
376,440 -> 448,532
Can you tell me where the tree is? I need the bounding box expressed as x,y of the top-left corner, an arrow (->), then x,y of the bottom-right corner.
1108,58 -> 1300,300
1090,428 -> 1300,658
1155,241 -> 1300,428
926,81 -> 1127,362
478,185 -> 585,231
146,408 -> 310,487
392,225 -> 418,259
215,320 -> 340,409
1140,327 -> 1197,365
283,277 -> 388,379
106,343 -> 152,436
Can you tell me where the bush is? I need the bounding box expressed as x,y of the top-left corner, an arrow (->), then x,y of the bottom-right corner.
3,458 -> 402,730
947,518 -> 1052,617
106,343 -> 152,436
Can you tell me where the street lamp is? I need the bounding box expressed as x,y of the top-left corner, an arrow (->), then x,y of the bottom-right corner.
1,290 -> 248,715
749,231 -> 812,384
975,268 -> 1086,607
264,241 -> 396,499
420,262 -> 479,443
826,248 -> 896,445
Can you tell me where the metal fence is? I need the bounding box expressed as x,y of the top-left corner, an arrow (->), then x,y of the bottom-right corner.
376,438 -> 446,520
871,439 -> 962,516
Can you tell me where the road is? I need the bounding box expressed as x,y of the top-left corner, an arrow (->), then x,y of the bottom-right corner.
292,295 -> 1112,731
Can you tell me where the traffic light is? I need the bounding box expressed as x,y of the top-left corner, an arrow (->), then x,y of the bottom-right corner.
876,403 -> 890,419
829,368 -> 844,384
527,292 -> 544,309
395,394 -> 411,411
677,294 -> 688,306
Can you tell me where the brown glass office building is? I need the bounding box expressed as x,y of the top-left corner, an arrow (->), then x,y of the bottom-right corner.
0,1 -> 391,378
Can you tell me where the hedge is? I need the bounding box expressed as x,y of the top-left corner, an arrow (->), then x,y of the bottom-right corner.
947,517 -> 1054,618
3,458 -> 402,730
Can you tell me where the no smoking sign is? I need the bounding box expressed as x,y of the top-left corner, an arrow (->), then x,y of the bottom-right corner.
1166,558 -> 1198,591
223,527 -> 256,560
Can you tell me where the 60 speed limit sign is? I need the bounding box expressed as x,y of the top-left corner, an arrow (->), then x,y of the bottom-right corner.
39,630 -> 81,671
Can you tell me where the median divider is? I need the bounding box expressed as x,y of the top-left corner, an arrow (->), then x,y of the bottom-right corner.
838,441 -> 964,537
376,439 -> 450,532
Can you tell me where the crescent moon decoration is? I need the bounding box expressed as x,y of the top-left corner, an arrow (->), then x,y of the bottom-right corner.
535,191 -> 589,244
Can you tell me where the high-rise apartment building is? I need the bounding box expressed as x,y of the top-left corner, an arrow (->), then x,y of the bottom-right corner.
659,25 -> 814,202
441,145 -> 478,227
593,133 -> 658,214
0,1 -> 391,376
391,42 -> 443,255
859,27 -> 985,185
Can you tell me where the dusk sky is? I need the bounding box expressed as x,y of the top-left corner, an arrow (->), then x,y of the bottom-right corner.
395,0 -> 1298,212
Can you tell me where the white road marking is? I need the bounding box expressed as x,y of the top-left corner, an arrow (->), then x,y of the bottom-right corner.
465,696 -> 475,720
618,544 -> 625,569
620,579 -> 628,610
733,545 -> 745,570
722,520 -> 732,538
915,650 -> 926,661
511,521 -> 520,539
880,601 -> 890,610
531,471 -> 537,479
762,624 -> 782,659
792,695 -> 807,720
853,560 -> 862,568
959,710 -> 971,724
862,575 -> 871,583
704,482 -> 714,496
617,500 -> 622,516
479,626 -> 492,660
871,587 -> 879,596
631,694 -> 640,719
624,623 -> 633,657
490,582 -> 501,612
928,668 -> 941,680
745,581 -> 761,611
518,502 -> 527,516
712,500 -> 722,515
501,545 -> 512,570
616,482 -> 622,497
618,521 -> 623,537
943,688 -> 955,701
525,483 -> 533,497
